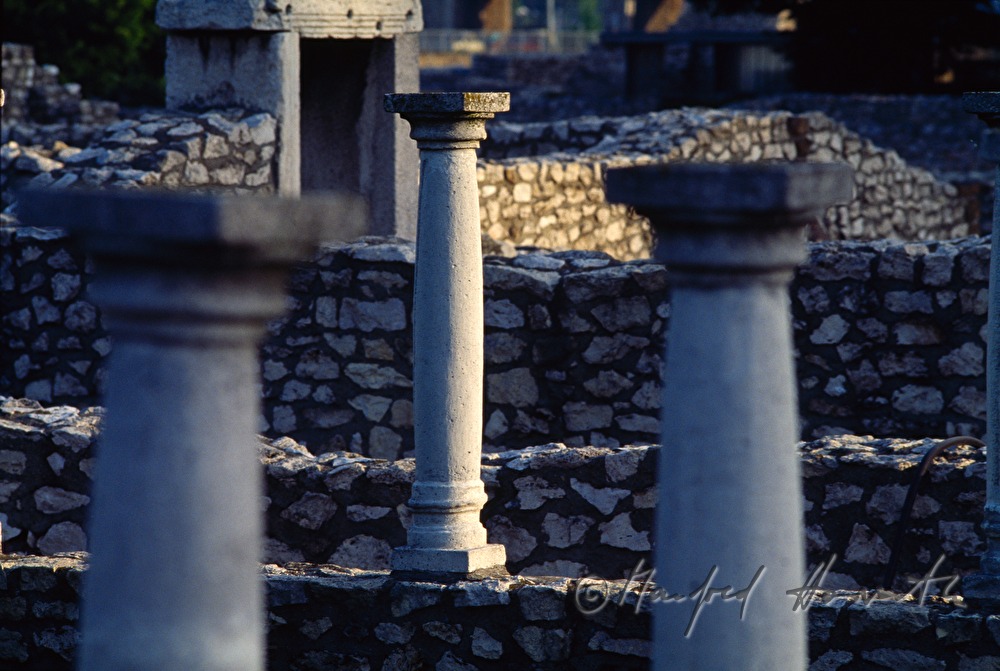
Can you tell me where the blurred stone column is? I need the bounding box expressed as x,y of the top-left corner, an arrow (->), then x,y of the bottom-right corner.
385,92 -> 510,575
607,162 -> 853,671
963,91 -> 1000,610
18,189 -> 364,671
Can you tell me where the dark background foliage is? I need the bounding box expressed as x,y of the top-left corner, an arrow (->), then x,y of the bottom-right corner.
2,0 -> 165,106
688,0 -> 1000,92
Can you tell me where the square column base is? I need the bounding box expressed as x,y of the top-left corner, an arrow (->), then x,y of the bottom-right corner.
962,573 -> 1000,612
391,544 -> 507,576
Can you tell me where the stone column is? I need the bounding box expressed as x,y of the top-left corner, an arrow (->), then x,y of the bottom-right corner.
607,162 -> 853,671
963,91 -> 1000,610
17,189 -> 364,671
385,92 -> 510,575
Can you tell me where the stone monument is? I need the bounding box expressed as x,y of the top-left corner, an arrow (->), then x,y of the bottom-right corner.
156,0 -> 421,238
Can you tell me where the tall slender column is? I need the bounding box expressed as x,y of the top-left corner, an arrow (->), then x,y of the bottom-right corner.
385,92 -> 510,575
607,162 -> 853,671
962,91 -> 1000,610
17,189 -> 364,671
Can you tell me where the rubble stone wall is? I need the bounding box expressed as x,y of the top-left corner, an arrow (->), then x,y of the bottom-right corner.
0,399 -> 988,591
477,109 -> 972,259
0,43 -> 119,130
1,234 -> 992,448
2,554 -> 994,671
4,100 -> 973,262
2,108 -> 278,212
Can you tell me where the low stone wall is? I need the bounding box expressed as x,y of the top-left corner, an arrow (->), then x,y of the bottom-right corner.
4,101 -> 975,261
1,108 -> 278,211
477,108 -> 972,259
0,554 -> 994,670
796,237 -> 990,439
1,398 -> 988,591
1,232 -> 992,446
0,43 -> 119,131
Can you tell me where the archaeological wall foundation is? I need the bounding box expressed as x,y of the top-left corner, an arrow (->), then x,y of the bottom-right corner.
2,230 -> 995,453
2,33 -> 1000,671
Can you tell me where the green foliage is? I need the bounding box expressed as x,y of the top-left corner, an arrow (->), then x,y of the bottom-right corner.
578,0 -> 603,31
2,0 -> 165,106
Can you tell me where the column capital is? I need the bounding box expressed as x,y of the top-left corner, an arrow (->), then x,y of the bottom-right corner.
385,92 -> 510,116
963,91 -> 1000,127
385,92 -> 510,147
978,128 -> 1000,163
18,188 -> 366,268
18,189 -> 366,344
606,162 -> 853,278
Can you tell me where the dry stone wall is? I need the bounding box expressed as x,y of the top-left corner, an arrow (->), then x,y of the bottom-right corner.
1,398 -> 988,591
0,43 -> 119,144
1,231 -> 992,446
3,99 -> 973,263
2,109 -> 278,212
795,237 -> 990,439
2,43 -> 277,213
478,108 -> 972,260
3,553 -> 995,671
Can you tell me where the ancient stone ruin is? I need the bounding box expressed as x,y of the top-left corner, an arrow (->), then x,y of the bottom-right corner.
2,2 -> 1000,669
157,0 -> 422,237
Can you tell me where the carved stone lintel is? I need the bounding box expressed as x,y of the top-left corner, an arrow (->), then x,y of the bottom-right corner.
156,0 -> 423,38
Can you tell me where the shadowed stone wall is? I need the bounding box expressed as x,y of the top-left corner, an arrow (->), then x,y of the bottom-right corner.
1,398 -> 988,590
0,44 -> 119,137
2,109 -> 278,213
1,233 -> 992,448
4,104 -> 974,258
2,553 -> 994,670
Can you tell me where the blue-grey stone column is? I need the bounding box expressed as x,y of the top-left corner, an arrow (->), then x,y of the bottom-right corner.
607,162 -> 853,671
18,189 -> 364,671
963,91 -> 1000,610
385,92 -> 510,574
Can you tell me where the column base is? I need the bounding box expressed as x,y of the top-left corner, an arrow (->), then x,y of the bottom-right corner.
962,573 -> 1000,612
391,544 -> 507,576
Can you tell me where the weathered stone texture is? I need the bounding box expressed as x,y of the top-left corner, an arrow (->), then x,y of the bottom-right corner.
3,108 -> 277,212
477,109 -> 972,260
3,231 -> 993,444
0,554 -> 995,670
1,402 -> 987,591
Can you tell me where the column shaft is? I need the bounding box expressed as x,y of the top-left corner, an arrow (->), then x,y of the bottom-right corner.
81,310 -> 267,670
657,277 -> 804,669
986,130 -> 1000,576
962,92 -> 1000,608
17,189 -> 365,670
606,162 -> 853,671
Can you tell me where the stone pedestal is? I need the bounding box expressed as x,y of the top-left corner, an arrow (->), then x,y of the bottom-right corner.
157,0 -> 421,238
962,91 -> 1000,610
385,92 -> 510,575
17,189 -> 364,671
607,162 -> 853,671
